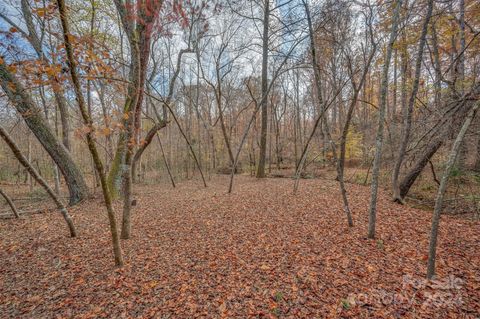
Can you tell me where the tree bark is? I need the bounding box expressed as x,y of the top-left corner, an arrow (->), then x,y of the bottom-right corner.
20,0 -> 72,150
456,0 -> 468,168
399,138 -> 443,199
303,0 -> 354,226
107,1 -> 146,198
0,187 -> 20,218
132,121 -> 167,183
111,0 -> 163,240
336,49 -> 376,228
156,133 -> 176,188
392,0 -> 433,203
367,0 -> 402,239
0,125 -> 76,236
427,101 -> 479,279
0,64 -> 88,205
256,0 -> 270,178
57,0 -> 123,264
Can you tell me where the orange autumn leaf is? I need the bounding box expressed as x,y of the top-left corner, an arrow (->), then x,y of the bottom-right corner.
35,8 -> 46,17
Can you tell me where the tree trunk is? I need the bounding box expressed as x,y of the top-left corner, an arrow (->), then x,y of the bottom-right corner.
121,149 -> 133,239
456,0 -> 468,168
427,101 -> 479,279
303,0 -> 354,226
216,90 -> 235,166
392,0 -> 433,203
132,121 -> 167,183
474,134 -> 480,172
157,134 -> 176,188
336,49 -> 376,228
399,138 -> 443,199
367,0 -> 402,239
27,135 -> 33,192
19,0 -> 72,151
0,125 -> 76,236
0,64 -> 88,205
57,0 -> 123,264
0,188 -> 20,218
256,0 -> 270,178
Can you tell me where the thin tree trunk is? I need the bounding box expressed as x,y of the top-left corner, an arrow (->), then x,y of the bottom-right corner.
367,0 -> 402,239
217,92 -> 235,166
157,134 -> 176,188
148,89 -> 208,188
303,0 -> 354,227
0,125 -> 76,236
57,0 -> 123,264
0,188 -> 20,218
427,101 -> 479,279
392,0 -> 433,203
107,5 -> 142,198
256,0 -> 270,178
457,0 -> 468,168
431,25 -> 442,108
121,150 -> 133,239
53,165 -> 61,196
27,135 -> 33,192
132,121 -> 167,183
336,48 -> 376,227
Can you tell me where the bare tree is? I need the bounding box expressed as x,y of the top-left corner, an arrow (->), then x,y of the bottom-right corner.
392,0 -> 434,203
336,4 -> 377,227
256,0 -> 271,178
367,0 -> 402,239
427,101 -> 479,279
56,0 -> 123,264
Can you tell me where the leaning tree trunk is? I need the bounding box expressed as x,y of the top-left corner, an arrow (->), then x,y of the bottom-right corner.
427,101 -> 479,279
57,0 -> 123,265
396,90 -> 477,200
392,0 -> 433,203
157,134 -> 176,188
367,0 -> 403,239
336,73 -> 373,227
398,138 -> 443,199
131,49 -> 190,183
0,64 -> 88,205
0,188 -> 20,218
132,121 -> 167,183
215,85 -> 235,166
0,125 -> 76,236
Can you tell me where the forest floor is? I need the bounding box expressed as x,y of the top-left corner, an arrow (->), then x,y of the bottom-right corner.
0,175 -> 479,318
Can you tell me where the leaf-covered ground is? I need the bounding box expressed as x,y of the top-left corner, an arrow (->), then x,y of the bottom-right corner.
0,176 -> 479,318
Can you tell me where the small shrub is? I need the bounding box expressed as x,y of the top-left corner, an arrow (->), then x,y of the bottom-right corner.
341,298 -> 351,310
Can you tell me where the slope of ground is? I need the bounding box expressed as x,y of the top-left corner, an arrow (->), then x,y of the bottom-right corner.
0,176 -> 479,318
